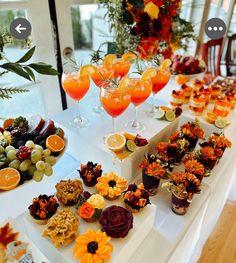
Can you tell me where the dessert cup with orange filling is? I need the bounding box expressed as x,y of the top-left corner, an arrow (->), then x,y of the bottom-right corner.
198,86 -> 212,106
189,92 -> 206,116
170,90 -> 184,107
209,84 -> 221,102
191,79 -> 205,90
95,172 -> 127,200
226,92 -> 236,110
213,96 -> 231,117
180,84 -> 193,103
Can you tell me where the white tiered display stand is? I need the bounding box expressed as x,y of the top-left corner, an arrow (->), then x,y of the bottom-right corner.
1,78 -> 236,263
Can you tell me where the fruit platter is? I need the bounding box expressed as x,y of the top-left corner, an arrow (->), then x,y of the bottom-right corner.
170,55 -> 206,78
0,115 -> 67,191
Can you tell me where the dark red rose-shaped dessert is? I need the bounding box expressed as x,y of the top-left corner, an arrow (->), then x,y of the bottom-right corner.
99,205 -> 133,238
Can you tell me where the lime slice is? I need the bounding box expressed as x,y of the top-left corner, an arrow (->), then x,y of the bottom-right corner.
165,110 -> 176,122
126,140 -> 137,152
155,110 -> 165,120
215,117 -> 227,129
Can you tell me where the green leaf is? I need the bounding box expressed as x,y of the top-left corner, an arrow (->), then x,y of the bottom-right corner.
0,87 -> 29,99
23,66 -> 35,81
28,63 -> 59,75
1,63 -> 31,81
127,0 -> 144,9
16,46 -> 35,63
92,209 -> 102,220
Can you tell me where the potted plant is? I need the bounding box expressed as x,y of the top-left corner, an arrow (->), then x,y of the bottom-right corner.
162,172 -> 201,215
139,154 -> 171,195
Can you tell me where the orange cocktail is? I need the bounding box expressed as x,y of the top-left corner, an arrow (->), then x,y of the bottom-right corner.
100,87 -> 131,132
62,70 -> 90,128
127,78 -> 152,131
91,65 -> 114,88
113,60 -> 131,78
151,69 -> 171,94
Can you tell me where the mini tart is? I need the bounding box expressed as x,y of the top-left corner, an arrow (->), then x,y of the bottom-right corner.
55,179 -> 83,206
78,162 -> 102,187
95,172 -> 127,200
28,195 -> 59,225
170,90 -> 184,107
123,183 -> 150,213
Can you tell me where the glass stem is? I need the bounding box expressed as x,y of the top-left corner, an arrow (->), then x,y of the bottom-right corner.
112,117 -> 116,133
76,101 -> 82,121
132,106 -> 138,127
151,92 -> 156,113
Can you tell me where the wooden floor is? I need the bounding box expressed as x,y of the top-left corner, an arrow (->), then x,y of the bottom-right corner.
198,201 -> 236,263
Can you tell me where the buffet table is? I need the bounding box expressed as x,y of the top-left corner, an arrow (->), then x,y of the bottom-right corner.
1,78 -> 236,263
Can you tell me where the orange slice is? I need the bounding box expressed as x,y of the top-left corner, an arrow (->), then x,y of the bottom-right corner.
80,64 -> 96,76
160,59 -> 172,71
3,118 -> 14,129
175,74 -> 190,85
123,132 -> 136,141
105,133 -> 126,152
0,168 -> 20,191
46,134 -> 65,152
141,67 -> 157,81
103,54 -> 117,67
205,112 -> 218,124
121,52 -> 137,62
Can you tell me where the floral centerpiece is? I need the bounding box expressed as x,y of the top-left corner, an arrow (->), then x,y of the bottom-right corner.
77,192 -> 106,222
196,146 -> 221,171
98,0 -> 195,58
162,172 -> 201,215
183,158 -> 205,181
139,154 -> 172,195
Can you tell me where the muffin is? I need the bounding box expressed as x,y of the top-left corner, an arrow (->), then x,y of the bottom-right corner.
77,193 -> 106,223
123,183 -> 150,213
28,195 -> 59,225
95,172 -> 127,200
55,179 -> 83,206
99,205 -> 133,238
78,161 -> 102,187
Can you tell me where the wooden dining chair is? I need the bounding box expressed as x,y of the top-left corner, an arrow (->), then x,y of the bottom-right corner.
201,38 -> 223,77
225,33 -> 236,76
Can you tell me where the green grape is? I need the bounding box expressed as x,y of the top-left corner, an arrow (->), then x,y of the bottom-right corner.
19,159 -> 32,172
0,145 -> 5,154
5,145 -> 15,154
28,164 -> 37,176
33,170 -> 44,182
44,163 -> 53,176
34,145 -> 44,152
9,160 -> 21,170
25,140 -> 35,148
45,156 -> 56,166
36,160 -> 46,171
7,150 -> 17,161
31,150 -> 42,164
43,149 -> 51,157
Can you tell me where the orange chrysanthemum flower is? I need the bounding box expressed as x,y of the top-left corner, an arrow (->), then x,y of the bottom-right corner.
73,230 -> 113,263
170,172 -> 186,183
146,162 -> 165,178
184,160 -> 204,176
200,146 -> 217,160
169,131 -> 180,142
208,134 -> 232,148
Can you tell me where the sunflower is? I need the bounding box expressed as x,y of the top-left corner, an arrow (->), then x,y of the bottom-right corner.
73,230 -> 113,263
95,172 -> 127,199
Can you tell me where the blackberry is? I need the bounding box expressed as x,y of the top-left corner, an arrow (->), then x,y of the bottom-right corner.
11,138 -> 19,148
34,136 -> 43,144
5,125 -> 14,132
21,132 -> 31,141
39,140 -> 46,148
11,127 -> 27,138
17,140 -> 25,148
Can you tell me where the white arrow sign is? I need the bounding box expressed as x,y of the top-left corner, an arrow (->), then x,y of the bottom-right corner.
15,24 -> 27,34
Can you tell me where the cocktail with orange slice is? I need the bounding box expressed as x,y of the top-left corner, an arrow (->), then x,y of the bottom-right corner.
126,77 -> 152,131
62,64 -> 93,127
144,59 -> 171,116
100,82 -> 131,132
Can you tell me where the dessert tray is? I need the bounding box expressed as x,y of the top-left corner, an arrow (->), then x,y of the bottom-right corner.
21,170 -> 156,263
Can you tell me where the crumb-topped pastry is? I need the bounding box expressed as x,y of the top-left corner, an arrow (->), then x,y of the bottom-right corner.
42,208 -> 79,248
28,195 -> 59,225
123,183 -> 150,213
55,179 -> 83,206
99,205 -> 133,238
95,172 -> 127,200
78,161 -> 102,187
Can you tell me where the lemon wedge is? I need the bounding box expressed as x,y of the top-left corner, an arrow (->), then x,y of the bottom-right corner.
80,64 -> 96,76
118,77 -> 131,91
141,67 -> 157,81
160,59 -> 172,71
103,54 -> 117,66
121,52 -> 137,62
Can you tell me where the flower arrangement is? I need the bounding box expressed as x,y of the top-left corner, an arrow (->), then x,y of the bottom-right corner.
78,161 -> 102,187
183,159 -> 205,181
196,146 -> 220,171
207,133 -> 232,152
162,172 -> 201,199
73,230 -> 113,263
77,192 -> 106,222
95,172 -> 127,200
98,0 -> 195,58
123,183 -> 150,212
